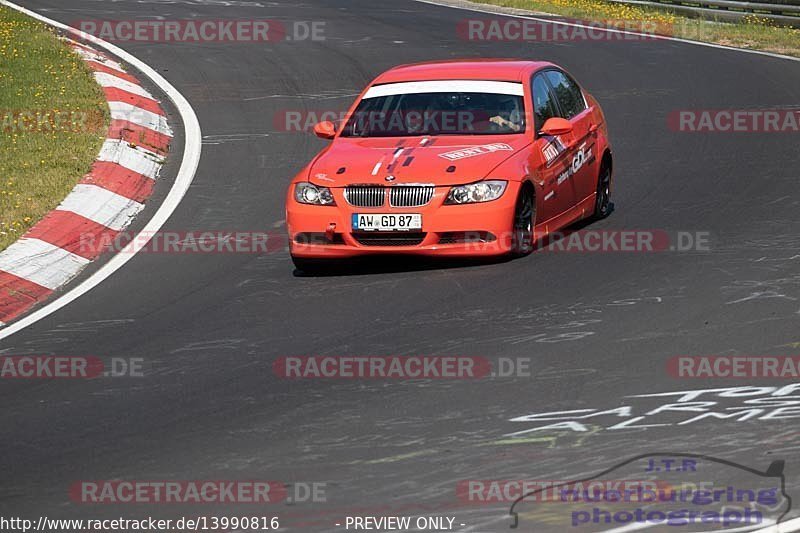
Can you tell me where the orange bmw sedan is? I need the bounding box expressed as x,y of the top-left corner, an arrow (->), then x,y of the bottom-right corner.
285,59 -> 613,272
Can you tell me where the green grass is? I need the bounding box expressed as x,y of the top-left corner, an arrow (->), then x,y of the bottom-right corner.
470,0 -> 800,57
0,6 -> 108,252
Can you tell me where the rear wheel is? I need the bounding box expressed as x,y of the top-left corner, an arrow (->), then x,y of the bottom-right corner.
511,187 -> 535,257
593,162 -> 613,219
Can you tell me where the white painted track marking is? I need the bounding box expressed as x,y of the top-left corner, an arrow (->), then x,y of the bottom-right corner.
93,71 -> 154,98
0,239 -> 90,290
71,46 -> 126,72
108,101 -> 172,134
58,184 -> 145,231
97,139 -> 162,178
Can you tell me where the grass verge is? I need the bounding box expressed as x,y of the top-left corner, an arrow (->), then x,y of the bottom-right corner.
470,0 -> 800,57
0,5 -> 108,252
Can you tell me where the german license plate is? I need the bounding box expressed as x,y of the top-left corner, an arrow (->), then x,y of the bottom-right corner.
352,213 -> 422,231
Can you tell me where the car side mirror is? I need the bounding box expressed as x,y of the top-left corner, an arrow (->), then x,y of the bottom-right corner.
539,117 -> 573,136
313,120 -> 336,140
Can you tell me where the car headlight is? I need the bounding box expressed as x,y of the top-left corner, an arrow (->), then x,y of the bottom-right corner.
295,182 -> 336,206
445,180 -> 507,204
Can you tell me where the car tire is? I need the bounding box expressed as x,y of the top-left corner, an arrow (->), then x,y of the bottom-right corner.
593,161 -> 613,219
511,186 -> 535,257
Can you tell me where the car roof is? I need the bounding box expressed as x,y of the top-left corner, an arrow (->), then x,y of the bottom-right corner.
372,59 -> 556,84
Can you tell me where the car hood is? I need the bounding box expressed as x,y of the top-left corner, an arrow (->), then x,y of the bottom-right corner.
308,135 -> 529,187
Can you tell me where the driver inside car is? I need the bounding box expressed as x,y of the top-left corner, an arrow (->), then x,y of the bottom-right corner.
489,94 -> 524,132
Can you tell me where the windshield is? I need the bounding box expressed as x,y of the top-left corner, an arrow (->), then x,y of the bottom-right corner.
340,91 -> 526,137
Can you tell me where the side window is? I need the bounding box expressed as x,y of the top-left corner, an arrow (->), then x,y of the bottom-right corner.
544,70 -> 586,120
531,74 -> 559,132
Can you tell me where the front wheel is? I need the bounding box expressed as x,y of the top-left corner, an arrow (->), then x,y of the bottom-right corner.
511,187 -> 535,257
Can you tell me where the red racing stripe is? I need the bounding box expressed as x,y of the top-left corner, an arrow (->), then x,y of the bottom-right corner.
86,61 -> 140,84
24,211 -> 120,261
108,119 -> 171,154
0,271 -> 52,324
102,87 -> 165,116
81,161 -> 155,204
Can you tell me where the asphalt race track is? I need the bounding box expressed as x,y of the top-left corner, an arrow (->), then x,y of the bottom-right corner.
2,0 -> 800,531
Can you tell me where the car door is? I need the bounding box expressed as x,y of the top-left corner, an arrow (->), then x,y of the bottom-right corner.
543,69 -> 599,205
530,72 -> 576,225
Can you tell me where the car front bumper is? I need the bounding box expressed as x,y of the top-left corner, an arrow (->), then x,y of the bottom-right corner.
286,182 -> 521,258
